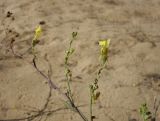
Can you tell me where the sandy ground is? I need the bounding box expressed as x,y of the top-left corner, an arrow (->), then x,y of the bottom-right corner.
0,0 -> 160,121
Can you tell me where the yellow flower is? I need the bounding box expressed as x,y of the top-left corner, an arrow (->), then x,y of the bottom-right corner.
33,25 -> 42,40
99,39 -> 110,64
32,25 -> 42,49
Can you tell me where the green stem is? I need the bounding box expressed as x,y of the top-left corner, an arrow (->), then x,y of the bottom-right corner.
64,34 -> 77,102
97,62 -> 106,79
90,87 -> 93,121
89,62 -> 107,121
67,73 -> 73,101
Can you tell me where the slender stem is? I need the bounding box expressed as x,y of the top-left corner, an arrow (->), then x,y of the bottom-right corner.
67,75 -> 72,100
89,62 -> 107,121
74,106 -> 89,121
90,87 -> 93,121
64,37 -> 75,101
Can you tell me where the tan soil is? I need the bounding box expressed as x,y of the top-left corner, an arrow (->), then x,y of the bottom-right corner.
0,0 -> 160,121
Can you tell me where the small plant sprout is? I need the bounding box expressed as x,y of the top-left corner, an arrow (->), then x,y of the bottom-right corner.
32,25 -> 42,55
139,103 -> 152,121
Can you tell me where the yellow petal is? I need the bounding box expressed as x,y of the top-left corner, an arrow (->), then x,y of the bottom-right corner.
34,25 -> 42,40
99,41 -> 106,46
99,39 -> 110,48
35,26 -> 42,34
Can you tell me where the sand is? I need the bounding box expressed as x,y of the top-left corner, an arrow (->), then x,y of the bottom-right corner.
0,0 -> 160,121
